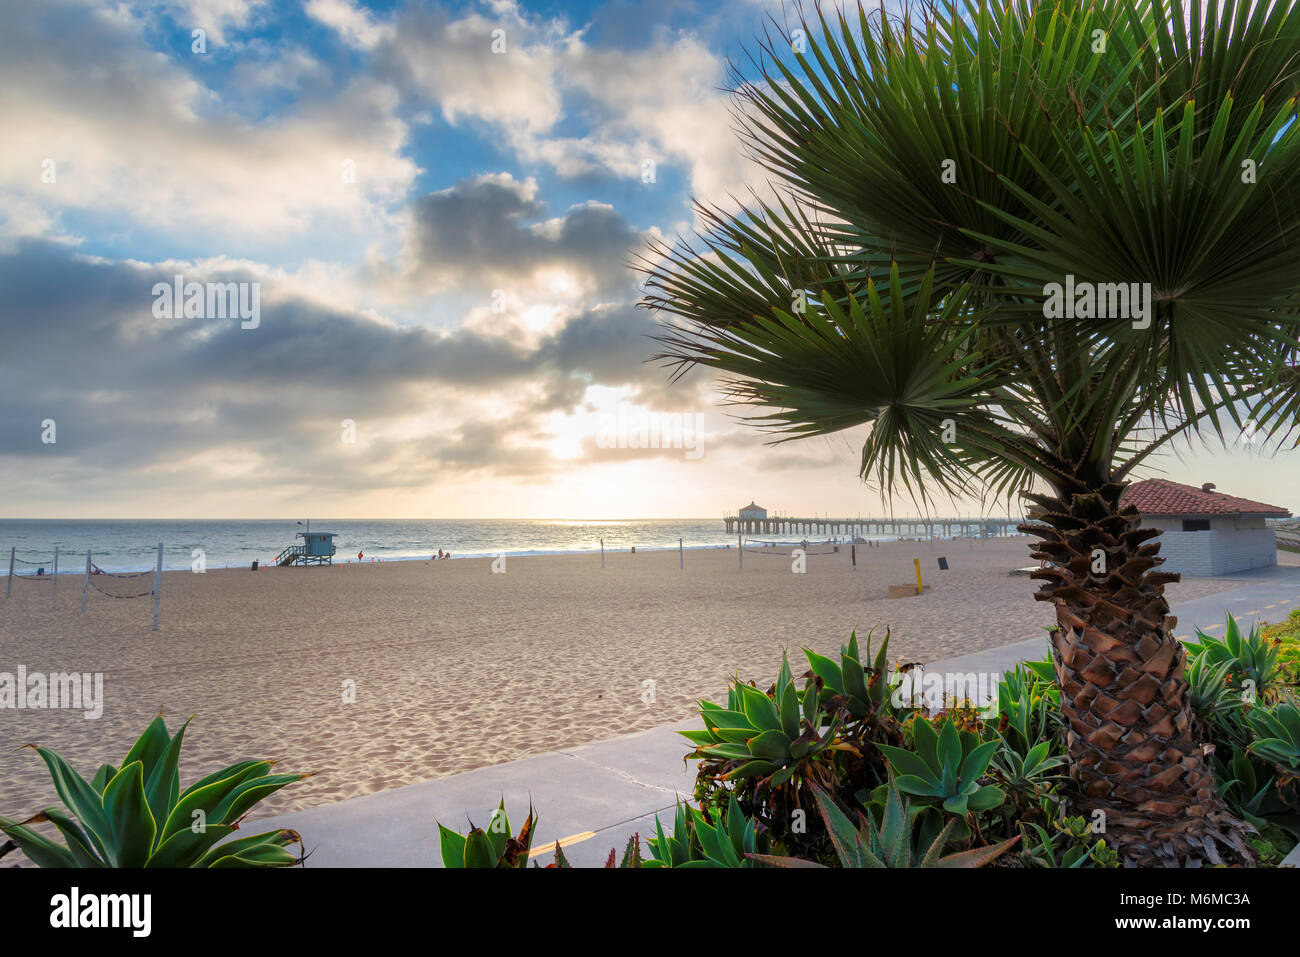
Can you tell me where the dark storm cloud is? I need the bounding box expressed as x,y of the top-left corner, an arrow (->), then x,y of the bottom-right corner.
409,175 -> 644,296
0,239 -> 671,487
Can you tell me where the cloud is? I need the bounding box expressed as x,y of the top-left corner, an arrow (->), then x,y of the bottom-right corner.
157,0 -> 267,43
0,239 -> 670,485
377,3 -> 566,137
0,0 -> 417,251
0,0 -> 914,519
405,173 -> 644,299
304,0 -> 393,50
373,2 -> 761,206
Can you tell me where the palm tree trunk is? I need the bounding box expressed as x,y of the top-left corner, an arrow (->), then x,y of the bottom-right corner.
1019,482 -> 1254,866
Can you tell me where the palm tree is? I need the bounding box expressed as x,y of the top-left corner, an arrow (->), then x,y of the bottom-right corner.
639,0 -> 1300,865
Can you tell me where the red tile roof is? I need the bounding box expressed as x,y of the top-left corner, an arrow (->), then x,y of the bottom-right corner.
1121,479 -> 1291,518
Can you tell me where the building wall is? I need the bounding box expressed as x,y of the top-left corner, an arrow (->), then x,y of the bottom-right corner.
1140,518 -> 1278,576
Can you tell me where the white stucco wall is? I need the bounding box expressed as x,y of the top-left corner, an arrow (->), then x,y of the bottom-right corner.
1141,518 -> 1278,576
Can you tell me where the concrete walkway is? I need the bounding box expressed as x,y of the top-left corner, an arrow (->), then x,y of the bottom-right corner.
248,566 -> 1300,867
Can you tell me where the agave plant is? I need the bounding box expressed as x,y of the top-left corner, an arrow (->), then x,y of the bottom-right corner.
1186,614 -> 1285,704
683,651 -> 847,792
437,799 -> 537,868
0,715 -> 306,868
803,629 -> 908,800
803,628 -> 901,726
750,779 -> 1018,868
639,0 -> 1300,865
878,715 -> 1005,825
1246,703 -> 1300,806
1214,749 -> 1292,831
994,659 -> 1063,759
643,795 -> 770,868
1186,651 -> 1244,715
989,740 -> 1067,819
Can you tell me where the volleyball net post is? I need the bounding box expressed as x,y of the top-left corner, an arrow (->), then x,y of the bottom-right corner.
152,542 -> 163,632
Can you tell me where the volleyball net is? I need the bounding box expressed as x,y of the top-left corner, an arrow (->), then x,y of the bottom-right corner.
5,543 -> 165,631
740,538 -> 849,556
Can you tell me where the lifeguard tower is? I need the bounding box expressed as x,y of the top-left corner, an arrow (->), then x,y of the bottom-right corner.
275,531 -> 338,566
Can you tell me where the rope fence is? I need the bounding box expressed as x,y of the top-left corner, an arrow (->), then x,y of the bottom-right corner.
6,543 -> 163,631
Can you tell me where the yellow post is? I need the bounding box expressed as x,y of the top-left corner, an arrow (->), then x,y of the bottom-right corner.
914,558 -> 923,595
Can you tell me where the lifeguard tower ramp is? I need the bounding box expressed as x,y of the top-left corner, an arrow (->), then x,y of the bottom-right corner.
275,531 -> 338,566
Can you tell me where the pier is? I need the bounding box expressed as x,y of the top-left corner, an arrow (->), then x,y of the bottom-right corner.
723,512 -> 1026,539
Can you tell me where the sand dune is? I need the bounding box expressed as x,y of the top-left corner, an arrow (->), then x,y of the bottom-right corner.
0,537 -> 1245,825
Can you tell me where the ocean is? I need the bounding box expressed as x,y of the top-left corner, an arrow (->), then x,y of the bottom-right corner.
0,518 -> 901,574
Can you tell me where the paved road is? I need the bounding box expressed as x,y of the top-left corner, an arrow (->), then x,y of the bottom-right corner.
248,566 -> 1300,867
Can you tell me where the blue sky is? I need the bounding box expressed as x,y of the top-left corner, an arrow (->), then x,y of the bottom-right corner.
0,0 -> 1294,519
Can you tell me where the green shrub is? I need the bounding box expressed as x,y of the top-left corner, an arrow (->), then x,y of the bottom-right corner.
1245,702 -> 1300,807
750,778 -> 1018,869
1018,817 -> 1119,868
1186,615 -> 1285,704
644,795 -> 771,868
1260,608 -> 1300,688
0,715 -> 306,868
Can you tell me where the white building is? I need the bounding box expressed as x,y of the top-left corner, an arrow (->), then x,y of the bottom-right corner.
738,502 -> 768,520
1122,479 -> 1291,577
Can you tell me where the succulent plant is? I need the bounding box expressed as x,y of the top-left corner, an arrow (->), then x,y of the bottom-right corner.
643,795 -> 769,868
749,779 -> 1018,868
1186,652 -> 1247,724
683,651 -> 847,790
803,628 -> 900,724
989,739 -> 1067,812
1019,818 -> 1118,868
0,714 -> 306,868
994,660 -> 1062,758
878,715 -> 1004,818
437,799 -> 536,868
1186,614 -> 1284,704
1213,749 -> 1291,829
1246,702 -> 1300,805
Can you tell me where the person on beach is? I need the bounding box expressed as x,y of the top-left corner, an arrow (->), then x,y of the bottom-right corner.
357,550 -> 364,561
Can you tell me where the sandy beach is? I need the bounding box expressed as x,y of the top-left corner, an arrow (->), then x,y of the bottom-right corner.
0,538 -> 1256,824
